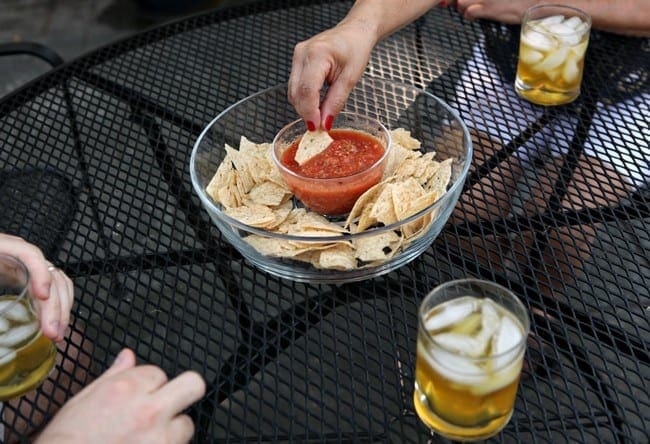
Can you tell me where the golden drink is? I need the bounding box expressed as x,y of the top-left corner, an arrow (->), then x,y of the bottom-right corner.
0,295 -> 56,400
414,281 -> 529,441
515,5 -> 591,105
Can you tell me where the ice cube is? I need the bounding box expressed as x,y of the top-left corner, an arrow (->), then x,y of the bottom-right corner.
469,360 -> 523,396
433,332 -> 487,358
3,302 -> 31,323
574,22 -> 590,36
534,47 -> 569,73
0,316 -> 9,333
546,23 -> 581,45
547,68 -> 561,81
477,299 -> 500,342
423,344 -> 487,386
424,297 -> 476,332
0,322 -> 39,348
450,313 -> 482,335
493,316 -> 523,354
538,15 -> 565,27
558,32 -> 581,46
563,16 -> 584,30
0,346 -> 16,367
546,22 -> 574,35
570,41 -> 589,58
562,57 -> 580,83
522,29 -> 556,52
520,48 -> 544,65
492,315 -> 524,369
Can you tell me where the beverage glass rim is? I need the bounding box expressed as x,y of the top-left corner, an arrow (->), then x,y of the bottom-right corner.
523,3 -> 592,35
418,278 -> 530,363
0,253 -> 30,314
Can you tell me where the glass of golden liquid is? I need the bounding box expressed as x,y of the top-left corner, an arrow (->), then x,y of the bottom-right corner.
0,254 -> 56,400
413,279 -> 530,441
515,4 -> 591,105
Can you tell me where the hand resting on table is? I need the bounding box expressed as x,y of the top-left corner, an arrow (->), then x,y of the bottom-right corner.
35,348 -> 206,444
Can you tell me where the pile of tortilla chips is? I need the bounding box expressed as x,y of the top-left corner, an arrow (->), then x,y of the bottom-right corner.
205,128 -> 452,271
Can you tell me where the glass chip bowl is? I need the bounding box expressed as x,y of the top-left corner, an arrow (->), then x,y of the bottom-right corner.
190,77 -> 472,284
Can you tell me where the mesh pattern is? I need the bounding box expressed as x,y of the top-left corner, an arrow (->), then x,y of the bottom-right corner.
0,1 -> 647,442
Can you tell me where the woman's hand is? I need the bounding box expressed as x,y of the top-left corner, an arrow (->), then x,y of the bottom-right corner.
288,20 -> 377,131
0,234 -> 73,341
454,0 -> 650,36
455,0 -> 537,24
288,0 -> 441,128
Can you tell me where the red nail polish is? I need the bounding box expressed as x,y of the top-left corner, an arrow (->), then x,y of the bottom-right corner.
306,121 -> 316,131
439,0 -> 447,6
324,115 -> 334,131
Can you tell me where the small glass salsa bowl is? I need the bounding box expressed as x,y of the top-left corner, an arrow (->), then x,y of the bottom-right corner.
272,113 -> 391,216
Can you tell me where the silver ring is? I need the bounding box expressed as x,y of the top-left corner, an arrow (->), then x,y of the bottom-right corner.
47,265 -> 57,272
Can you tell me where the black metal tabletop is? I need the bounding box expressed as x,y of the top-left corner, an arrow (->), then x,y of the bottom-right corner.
0,1 -> 648,442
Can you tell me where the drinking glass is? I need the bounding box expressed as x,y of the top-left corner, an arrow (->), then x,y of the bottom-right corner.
515,4 -> 591,105
0,254 -> 56,400
413,279 -> 530,441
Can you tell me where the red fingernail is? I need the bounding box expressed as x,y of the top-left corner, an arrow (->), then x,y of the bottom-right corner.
324,115 -> 334,131
306,121 -> 316,131
440,0 -> 447,6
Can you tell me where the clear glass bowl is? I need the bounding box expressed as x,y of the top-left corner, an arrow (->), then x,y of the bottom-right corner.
190,77 -> 472,283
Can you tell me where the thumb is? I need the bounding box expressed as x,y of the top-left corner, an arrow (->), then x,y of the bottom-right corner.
101,348 -> 137,379
69,348 -> 137,404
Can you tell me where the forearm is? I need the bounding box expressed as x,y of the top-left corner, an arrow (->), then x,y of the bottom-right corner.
339,0 -> 442,45
543,0 -> 649,36
585,0 -> 649,37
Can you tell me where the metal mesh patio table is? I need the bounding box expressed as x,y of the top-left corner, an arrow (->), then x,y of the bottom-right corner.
0,1 -> 647,442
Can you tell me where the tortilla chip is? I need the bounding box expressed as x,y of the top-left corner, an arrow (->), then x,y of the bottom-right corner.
244,235 -> 292,256
206,145 -> 237,202
217,182 -> 242,209
247,181 -> 291,207
402,213 -> 433,240
295,129 -> 333,165
293,211 -> 347,233
268,199 -> 294,228
383,144 -> 419,179
238,136 -> 268,158
409,190 -> 441,215
345,181 -> 385,230
354,231 -> 403,262
391,178 -> 426,220
224,145 -> 254,193
369,183 -> 399,226
391,128 -> 421,150
288,235 -> 347,251
315,244 -> 357,270
425,158 -> 453,197
244,235 -> 321,259
225,204 -> 277,228
392,151 -> 436,182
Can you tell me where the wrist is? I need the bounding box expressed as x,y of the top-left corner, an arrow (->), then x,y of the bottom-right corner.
337,16 -> 382,47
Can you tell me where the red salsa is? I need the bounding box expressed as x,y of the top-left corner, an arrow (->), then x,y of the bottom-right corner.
278,129 -> 387,215
281,129 -> 385,178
